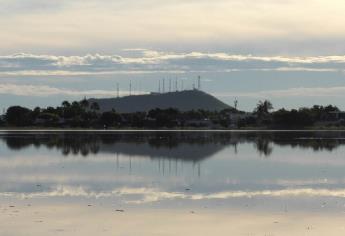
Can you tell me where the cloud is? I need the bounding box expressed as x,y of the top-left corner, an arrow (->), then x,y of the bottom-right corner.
216,86 -> 345,99
3,83 -> 345,100
1,0 -> 345,54
1,50 -> 345,76
0,0 -> 68,14
0,83 -> 147,97
0,70 -> 184,76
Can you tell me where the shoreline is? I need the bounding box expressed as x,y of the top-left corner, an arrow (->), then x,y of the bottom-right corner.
2,128 -> 345,132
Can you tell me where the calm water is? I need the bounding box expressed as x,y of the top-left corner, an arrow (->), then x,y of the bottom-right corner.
2,131 -> 345,235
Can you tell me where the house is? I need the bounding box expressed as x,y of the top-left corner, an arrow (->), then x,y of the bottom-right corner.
329,111 -> 345,121
225,112 -> 256,127
0,114 -> 5,123
184,118 -> 213,127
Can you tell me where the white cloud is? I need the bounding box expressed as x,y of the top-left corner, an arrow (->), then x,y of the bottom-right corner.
1,0 -> 345,54
216,86 -> 345,99
1,51 -> 345,75
0,70 -> 185,76
0,83 -> 147,97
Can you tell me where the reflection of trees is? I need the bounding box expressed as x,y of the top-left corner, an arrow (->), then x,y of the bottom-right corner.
1,132 -> 237,159
1,131 -> 345,158
4,133 -> 101,156
254,138 -> 273,156
274,138 -> 341,152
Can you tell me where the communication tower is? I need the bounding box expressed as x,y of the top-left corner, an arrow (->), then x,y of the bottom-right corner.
117,83 -> 119,98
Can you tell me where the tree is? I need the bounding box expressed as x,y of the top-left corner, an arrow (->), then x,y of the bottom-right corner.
90,102 -> 100,111
32,107 -> 41,119
62,101 -> 71,108
273,108 -> 314,127
100,111 -> 119,127
0,115 -> 5,126
254,100 -> 273,115
37,113 -> 60,126
80,98 -> 89,110
148,108 -> 180,127
5,106 -> 33,126
254,100 -> 273,125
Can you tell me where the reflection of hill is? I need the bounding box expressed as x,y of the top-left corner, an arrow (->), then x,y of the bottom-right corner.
0,132 -> 234,162
100,142 -> 224,162
1,131 -> 345,159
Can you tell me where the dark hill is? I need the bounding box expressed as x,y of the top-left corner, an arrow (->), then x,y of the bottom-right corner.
89,90 -> 231,113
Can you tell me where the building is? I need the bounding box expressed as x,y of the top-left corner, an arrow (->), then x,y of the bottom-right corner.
329,111 -> 345,121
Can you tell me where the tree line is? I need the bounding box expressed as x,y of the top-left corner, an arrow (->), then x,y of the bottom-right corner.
0,99 -> 342,129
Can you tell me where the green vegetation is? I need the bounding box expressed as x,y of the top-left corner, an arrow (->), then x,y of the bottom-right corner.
89,90 -> 231,113
0,99 -> 343,129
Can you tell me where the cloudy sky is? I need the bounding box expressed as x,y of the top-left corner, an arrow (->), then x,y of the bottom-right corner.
1,0 -> 345,111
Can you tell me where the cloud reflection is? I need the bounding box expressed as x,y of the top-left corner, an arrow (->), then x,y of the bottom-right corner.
3,185 -> 345,204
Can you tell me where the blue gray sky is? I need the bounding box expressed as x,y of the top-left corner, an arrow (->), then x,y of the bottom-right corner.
1,0 -> 345,111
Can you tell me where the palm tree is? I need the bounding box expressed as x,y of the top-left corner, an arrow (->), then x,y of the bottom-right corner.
80,98 -> 89,110
254,100 -> 273,123
255,100 -> 273,115
62,101 -> 71,108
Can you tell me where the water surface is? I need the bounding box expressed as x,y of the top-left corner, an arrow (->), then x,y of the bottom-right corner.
1,131 -> 345,235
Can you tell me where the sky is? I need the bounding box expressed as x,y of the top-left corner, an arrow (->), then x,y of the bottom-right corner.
1,0 -> 345,111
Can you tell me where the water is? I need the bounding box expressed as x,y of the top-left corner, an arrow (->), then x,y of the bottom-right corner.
1,131 -> 345,235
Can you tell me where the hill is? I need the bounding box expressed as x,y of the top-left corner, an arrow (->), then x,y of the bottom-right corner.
89,90 -> 231,113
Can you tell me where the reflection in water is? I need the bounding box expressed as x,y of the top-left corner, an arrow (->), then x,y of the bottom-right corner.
2,131 -> 345,235
1,132 -> 232,162
2,131 -> 345,159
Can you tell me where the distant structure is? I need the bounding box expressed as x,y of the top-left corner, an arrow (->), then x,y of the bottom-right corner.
90,89 -> 230,113
234,99 -> 238,110
115,75 -> 206,98
116,83 -> 120,98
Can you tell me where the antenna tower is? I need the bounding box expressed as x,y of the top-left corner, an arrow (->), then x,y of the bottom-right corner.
234,99 -> 238,110
117,83 -> 119,98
